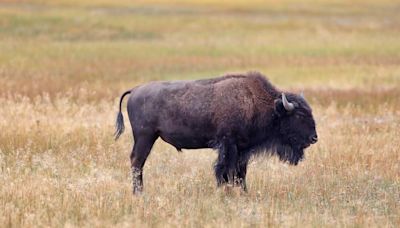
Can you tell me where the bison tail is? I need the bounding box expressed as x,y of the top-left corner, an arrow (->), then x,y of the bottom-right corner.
114,112 -> 125,140
114,90 -> 131,140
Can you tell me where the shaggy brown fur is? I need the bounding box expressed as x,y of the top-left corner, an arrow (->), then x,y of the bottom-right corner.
115,72 -> 318,194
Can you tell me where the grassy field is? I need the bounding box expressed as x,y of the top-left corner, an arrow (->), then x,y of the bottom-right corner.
1,0 -> 399,227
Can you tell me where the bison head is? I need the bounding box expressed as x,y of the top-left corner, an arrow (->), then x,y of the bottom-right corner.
274,93 -> 318,165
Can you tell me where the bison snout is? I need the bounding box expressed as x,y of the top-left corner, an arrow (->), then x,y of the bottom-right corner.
309,134 -> 318,144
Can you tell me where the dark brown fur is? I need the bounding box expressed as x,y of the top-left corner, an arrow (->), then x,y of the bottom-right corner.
115,72 -> 318,194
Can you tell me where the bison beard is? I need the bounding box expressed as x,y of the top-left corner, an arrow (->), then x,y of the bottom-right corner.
213,140 -> 304,189
115,72 -> 318,194
275,144 -> 304,165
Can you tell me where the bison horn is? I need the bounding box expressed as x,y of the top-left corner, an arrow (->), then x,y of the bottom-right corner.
282,93 -> 295,112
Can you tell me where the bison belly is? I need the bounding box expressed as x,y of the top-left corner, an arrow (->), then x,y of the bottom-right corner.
159,132 -> 211,150
157,107 -> 215,150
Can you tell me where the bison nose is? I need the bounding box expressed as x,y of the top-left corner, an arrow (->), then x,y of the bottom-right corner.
309,134 -> 318,144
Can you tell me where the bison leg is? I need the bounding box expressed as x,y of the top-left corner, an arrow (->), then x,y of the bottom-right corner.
214,138 -> 238,187
235,159 -> 249,192
214,154 -> 228,186
130,133 -> 157,195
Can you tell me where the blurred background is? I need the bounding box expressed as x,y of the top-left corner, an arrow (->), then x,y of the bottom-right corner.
1,0 -> 399,98
1,0 -> 399,227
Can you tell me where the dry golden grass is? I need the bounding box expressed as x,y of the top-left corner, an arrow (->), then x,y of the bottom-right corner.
1,0 -> 399,227
1,91 -> 399,227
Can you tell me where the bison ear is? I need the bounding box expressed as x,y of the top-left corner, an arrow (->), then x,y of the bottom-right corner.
274,99 -> 286,117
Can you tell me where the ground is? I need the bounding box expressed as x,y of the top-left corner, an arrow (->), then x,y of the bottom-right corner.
0,0 -> 399,227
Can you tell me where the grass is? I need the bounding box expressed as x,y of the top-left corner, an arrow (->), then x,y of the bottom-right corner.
0,0 -> 399,227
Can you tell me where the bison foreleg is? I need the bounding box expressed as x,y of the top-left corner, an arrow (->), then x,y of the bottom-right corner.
235,158 -> 249,192
214,138 -> 238,187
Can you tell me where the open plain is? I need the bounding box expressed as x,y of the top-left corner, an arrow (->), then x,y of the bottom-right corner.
0,0 -> 399,227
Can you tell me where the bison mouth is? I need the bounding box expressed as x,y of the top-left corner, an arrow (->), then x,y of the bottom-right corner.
301,137 -> 318,149
302,143 -> 311,149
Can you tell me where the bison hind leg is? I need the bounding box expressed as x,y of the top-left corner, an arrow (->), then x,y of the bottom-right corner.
130,132 -> 158,195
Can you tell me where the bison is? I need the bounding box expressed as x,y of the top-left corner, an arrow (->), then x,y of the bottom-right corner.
114,72 -> 318,194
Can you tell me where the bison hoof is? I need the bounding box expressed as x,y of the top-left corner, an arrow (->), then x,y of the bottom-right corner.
133,186 -> 143,195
